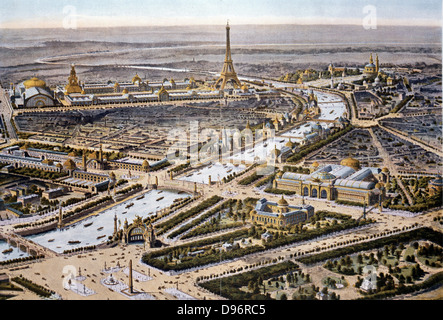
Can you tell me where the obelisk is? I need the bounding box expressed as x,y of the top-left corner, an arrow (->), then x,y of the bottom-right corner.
129,259 -> 133,293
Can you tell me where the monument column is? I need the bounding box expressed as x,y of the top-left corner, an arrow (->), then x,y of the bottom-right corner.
129,259 -> 133,293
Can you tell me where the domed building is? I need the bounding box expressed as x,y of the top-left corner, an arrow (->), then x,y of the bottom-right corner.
277,195 -> 289,208
65,64 -> 83,94
23,77 -> 46,90
11,76 -> 55,108
364,53 -> 380,76
340,157 -> 361,171
141,160 -> 150,172
132,73 -> 142,85
274,159 -> 385,205
250,197 -> 314,228
310,161 -> 320,173
63,159 -> 77,171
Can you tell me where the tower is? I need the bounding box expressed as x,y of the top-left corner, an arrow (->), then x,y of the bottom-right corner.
57,206 -> 64,229
82,149 -> 87,172
128,259 -> 133,293
375,54 -> 379,73
99,143 -> 103,163
214,21 -> 242,90
114,214 -> 118,235
65,64 -> 82,94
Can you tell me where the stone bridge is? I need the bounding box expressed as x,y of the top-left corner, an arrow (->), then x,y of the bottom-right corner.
157,180 -> 199,195
0,231 -> 58,259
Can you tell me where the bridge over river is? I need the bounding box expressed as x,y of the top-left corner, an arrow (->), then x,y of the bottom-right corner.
0,230 -> 58,259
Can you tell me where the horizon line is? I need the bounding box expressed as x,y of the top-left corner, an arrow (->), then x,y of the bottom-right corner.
1,22 -> 441,30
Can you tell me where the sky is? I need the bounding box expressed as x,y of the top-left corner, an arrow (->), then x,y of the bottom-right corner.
0,0 -> 441,28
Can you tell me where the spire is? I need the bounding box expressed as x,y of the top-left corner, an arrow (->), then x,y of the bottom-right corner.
369,53 -> 374,64
65,63 -> 82,94
225,20 -> 232,62
214,21 -> 242,90
99,141 -> 103,163
375,54 -> 379,73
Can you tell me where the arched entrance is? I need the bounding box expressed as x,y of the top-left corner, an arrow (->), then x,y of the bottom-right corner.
320,189 -> 328,199
128,226 -> 145,242
122,215 -> 156,248
311,188 -> 318,198
303,187 -> 309,196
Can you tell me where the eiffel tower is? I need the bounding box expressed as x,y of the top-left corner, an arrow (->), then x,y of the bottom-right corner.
214,21 -> 242,90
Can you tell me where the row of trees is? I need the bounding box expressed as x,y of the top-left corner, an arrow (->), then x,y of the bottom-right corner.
0,254 -> 45,266
12,275 -> 55,298
199,261 -> 298,300
12,167 -> 68,180
167,198 -> 236,239
298,227 -> 442,265
115,183 -> 142,195
156,195 -> 223,236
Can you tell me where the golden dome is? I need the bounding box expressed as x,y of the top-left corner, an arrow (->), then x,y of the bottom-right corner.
63,159 -> 76,170
88,151 -> 99,160
277,195 -> 288,206
122,88 -> 129,94
42,159 -> 53,165
241,84 -> 249,91
142,160 -> 149,168
382,167 -> 389,173
114,82 -> 119,87
311,161 -> 319,168
23,77 -> 46,89
340,157 -> 360,170
132,74 -> 142,84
